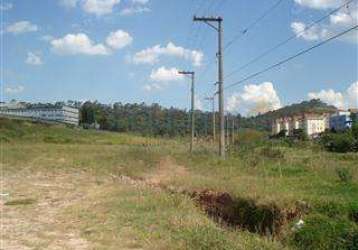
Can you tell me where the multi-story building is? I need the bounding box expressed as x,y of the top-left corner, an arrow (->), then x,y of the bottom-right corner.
272,112 -> 331,137
0,104 -> 79,126
329,110 -> 352,131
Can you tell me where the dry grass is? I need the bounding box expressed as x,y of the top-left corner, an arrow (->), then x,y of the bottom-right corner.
1,118 -> 357,249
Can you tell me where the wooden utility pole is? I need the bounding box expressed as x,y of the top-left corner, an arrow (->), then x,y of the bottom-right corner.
226,114 -> 229,146
231,117 -> 235,145
178,71 -> 195,153
204,96 -> 216,141
194,16 -> 225,158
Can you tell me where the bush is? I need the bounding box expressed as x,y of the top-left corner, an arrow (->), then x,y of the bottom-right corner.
352,122 -> 358,140
320,132 -> 356,153
292,128 -> 308,141
292,214 -> 358,250
336,168 -> 353,185
270,129 -> 287,139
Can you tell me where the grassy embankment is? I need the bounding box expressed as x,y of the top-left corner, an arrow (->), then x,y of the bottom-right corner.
1,117 -> 357,249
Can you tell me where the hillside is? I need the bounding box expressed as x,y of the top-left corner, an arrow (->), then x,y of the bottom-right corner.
1,117 -> 357,250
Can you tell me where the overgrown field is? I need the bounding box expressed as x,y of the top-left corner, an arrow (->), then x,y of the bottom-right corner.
1,118 -> 357,249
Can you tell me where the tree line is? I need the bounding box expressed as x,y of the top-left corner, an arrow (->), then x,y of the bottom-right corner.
80,101 -> 255,137
17,99 -> 343,137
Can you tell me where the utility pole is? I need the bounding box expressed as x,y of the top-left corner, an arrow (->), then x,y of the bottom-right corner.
194,16 -> 225,158
226,114 -> 229,147
204,96 -> 216,141
231,117 -> 235,145
178,71 -> 195,153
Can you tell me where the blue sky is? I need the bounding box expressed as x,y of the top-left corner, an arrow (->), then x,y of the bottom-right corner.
1,0 -> 357,115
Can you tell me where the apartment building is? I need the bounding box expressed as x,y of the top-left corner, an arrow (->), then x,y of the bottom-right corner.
329,110 -> 353,131
0,104 -> 79,126
272,112 -> 330,137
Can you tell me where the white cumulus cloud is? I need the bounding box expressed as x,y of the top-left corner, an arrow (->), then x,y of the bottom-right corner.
291,22 -> 328,41
347,81 -> 358,108
149,66 -> 183,82
308,81 -> 358,109
120,0 -> 150,16
59,0 -> 123,16
82,0 -> 120,16
6,21 -> 38,34
51,33 -> 110,55
294,0 -> 344,9
105,30 -> 133,49
226,82 -> 282,116
132,42 -> 204,67
4,85 -> 25,94
25,52 -> 43,65
291,1 -> 358,43
50,30 -> 132,56
144,66 -> 183,92
308,89 -> 345,108
120,6 -> 150,15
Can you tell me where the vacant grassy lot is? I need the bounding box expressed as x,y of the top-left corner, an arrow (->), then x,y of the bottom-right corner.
1,118 -> 357,249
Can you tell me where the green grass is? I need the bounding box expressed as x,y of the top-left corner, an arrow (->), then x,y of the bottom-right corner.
65,184 -> 283,250
2,117 -> 357,249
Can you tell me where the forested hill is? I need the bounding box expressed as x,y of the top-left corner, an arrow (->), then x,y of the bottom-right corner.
241,99 -> 338,131
79,99 -> 337,135
13,99 -> 336,136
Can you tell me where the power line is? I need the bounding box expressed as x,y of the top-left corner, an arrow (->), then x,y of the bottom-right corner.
225,0 -> 356,79
224,0 -> 284,51
225,24 -> 358,90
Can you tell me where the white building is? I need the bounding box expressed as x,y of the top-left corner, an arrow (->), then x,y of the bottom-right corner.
0,104 -> 79,126
329,110 -> 352,131
272,112 -> 331,137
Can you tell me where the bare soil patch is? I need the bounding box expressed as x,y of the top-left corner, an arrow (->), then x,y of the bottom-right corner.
146,156 -> 188,186
189,189 -> 303,236
1,170 -> 93,250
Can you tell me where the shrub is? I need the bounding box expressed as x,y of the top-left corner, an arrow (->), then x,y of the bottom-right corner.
314,201 -> 344,218
292,214 -> 358,250
270,129 -> 287,139
292,128 -> 308,141
352,122 -> 358,140
320,132 -> 356,153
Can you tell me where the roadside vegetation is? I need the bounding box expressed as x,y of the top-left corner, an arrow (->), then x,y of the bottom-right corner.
320,122 -> 358,153
1,118 -> 357,249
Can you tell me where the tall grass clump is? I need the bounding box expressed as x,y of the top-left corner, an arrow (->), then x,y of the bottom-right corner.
291,214 -> 358,250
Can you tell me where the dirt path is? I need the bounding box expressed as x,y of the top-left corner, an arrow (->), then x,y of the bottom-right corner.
146,156 -> 189,185
1,170 -> 92,250
0,156 -> 189,250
